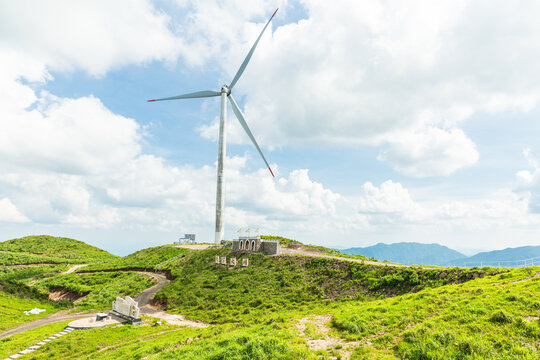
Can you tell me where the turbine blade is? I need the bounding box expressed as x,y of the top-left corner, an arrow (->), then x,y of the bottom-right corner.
148,90 -> 221,102
229,8 -> 278,90
229,94 -> 275,177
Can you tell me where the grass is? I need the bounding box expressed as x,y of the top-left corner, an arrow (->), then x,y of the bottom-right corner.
31,271 -> 155,310
82,245 -> 189,272
0,235 -> 118,264
0,320 -> 70,358
19,322 -> 313,360
0,291 -> 58,332
0,235 -> 538,359
0,251 -> 73,265
154,248 -> 500,324
13,267 -> 538,359
332,267 -> 540,359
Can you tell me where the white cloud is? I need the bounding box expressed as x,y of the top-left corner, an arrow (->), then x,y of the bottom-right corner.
356,180 -> 424,220
378,127 -> 479,177
2,0 -> 540,252
173,0 -> 540,176
0,0 -> 181,76
0,198 -> 29,223
516,149 -> 540,213
0,79 -> 141,175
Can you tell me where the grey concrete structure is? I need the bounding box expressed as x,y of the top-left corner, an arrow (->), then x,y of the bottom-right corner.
176,233 -> 196,244
231,236 -> 280,255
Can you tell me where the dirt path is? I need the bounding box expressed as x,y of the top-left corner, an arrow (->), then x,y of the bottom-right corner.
135,272 -> 170,307
280,248 -> 404,267
174,244 -> 214,250
0,270 -> 205,340
134,272 -> 208,327
0,310 -> 94,340
295,315 -> 360,360
62,264 -> 89,274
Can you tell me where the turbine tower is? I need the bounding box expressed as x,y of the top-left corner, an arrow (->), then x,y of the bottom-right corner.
148,9 -> 278,245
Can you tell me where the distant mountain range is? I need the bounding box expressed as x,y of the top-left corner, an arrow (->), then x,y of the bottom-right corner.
340,242 -> 540,267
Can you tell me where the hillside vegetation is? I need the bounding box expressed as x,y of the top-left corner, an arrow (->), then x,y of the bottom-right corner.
83,245 -> 189,272
0,235 -> 117,264
0,235 -> 538,359
154,247 -> 499,323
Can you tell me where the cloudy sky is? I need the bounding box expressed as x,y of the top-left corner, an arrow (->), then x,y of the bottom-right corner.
1,0 -> 540,255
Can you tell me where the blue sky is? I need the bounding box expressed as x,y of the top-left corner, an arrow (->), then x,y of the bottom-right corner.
1,0 -> 540,255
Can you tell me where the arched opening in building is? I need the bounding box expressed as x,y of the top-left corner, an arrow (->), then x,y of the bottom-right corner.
252,240 -> 256,251
246,241 -> 251,251
239,240 -> 244,250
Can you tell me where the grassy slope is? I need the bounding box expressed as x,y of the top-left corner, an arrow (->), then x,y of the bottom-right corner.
1,237 -> 538,359
0,321 -> 70,358
82,245 -> 189,271
333,267 -> 540,359
31,271 -> 155,310
0,291 -> 57,332
155,248 -> 499,324
0,235 -> 118,264
15,268 -> 539,360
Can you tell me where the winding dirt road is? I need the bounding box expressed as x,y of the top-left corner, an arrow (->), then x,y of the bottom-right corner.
280,248 -> 404,267
0,271 -> 173,339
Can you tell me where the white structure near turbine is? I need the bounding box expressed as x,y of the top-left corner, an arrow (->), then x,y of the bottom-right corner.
148,9 -> 278,244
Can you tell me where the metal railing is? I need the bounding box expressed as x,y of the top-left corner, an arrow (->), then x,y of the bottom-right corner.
463,256 -> 540,268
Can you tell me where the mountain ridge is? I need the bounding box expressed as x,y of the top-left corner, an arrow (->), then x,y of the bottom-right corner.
341,242 -> 540,267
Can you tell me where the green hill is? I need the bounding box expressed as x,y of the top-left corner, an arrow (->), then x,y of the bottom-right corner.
0,235 -> 118,264
0,236 -> 538,359
82,244 -> 189,272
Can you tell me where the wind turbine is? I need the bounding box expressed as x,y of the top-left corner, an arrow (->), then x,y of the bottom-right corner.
148,9 -> 278,245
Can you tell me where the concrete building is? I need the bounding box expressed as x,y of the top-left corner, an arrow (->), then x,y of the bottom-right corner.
231,236 -> 280,255
176,234 -> 196,244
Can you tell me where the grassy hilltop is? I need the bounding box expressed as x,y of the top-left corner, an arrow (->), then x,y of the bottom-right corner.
0,235 -> 538,359
0,235 -> 118,265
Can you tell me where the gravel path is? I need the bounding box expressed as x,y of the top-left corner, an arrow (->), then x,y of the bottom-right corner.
280,248 -> 403,267
62,264 -> 89,274
0,311 -> 92,340
0,271 -> 172,340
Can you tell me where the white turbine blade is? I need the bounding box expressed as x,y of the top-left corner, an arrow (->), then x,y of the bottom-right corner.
229,8 -> 278,90
148,90 -> 220,102
229,94 -> 275,177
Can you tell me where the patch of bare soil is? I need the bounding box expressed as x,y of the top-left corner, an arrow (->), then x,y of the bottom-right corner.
62,264 -> 88,274
141,309 -> 208,328
295,315 -> 360,360
174,244 -> 215,250
48,287 -> 86,302
508,271 -> 540,284
281,248 -> 403,267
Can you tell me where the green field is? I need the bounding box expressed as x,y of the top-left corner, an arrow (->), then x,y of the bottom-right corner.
0,235 -> 538,359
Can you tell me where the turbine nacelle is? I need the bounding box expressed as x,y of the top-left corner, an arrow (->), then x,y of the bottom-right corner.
221,85 -> 231,96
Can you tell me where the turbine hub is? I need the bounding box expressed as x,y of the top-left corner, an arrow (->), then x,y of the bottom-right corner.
221,85 -> 231,96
